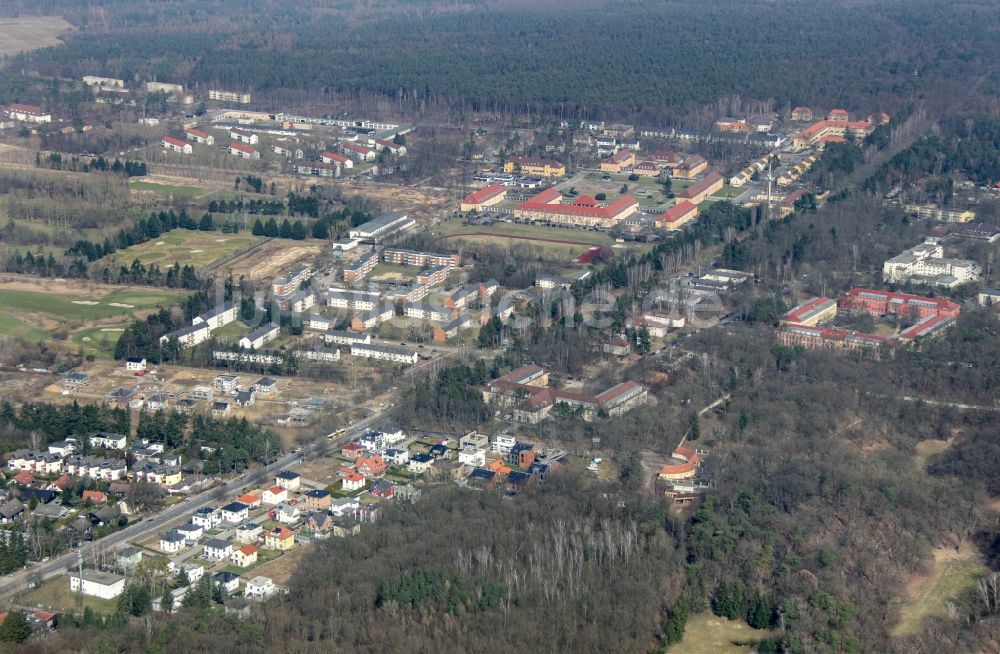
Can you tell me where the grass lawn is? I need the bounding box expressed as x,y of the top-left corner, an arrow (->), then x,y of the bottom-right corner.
101,228 -> 261,269
129,180 -> 211,198
0,311 -> 47,341
211,320 -> 250,344
893,549 -> 986,637
667,612 -> 771,654
433,218 -> 613,260
0,287 -> 181,322
72,326 -> 125,358
711,185 -> 745,199
20,576 -> 118,615
371,263 -> 416,280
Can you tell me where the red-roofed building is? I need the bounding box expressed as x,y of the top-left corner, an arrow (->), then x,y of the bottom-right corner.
6,103 -> 50,123
13,471 -> 33,486
82,490 -> 107,505
827,109 -> 850,121
791,106 -> 813,121
184,127 -> 214,145
237,493 -> 261,508
782,296 -> 837,326
321,151 -> 352,168
355,454 -> 386,478
778,323 -> 893,357
52,474 -> 71,491
715,119 -> 752,134
514,187 -> 638,229
232,544 -> 257,567
633,159 -> 662,177
229,142 -> 260,159
228,127 -> 258,144
460,183 -> 507,212
503,157 -> 565,178
779,189 -> 810,217
342,141 -> 376,161
676,172 -> 724,204
793,120 -> 873,148
657,201 -> 699,230
162,136 -> 192,154
341,442 -> 365,459
674,155 -> 708,179
341,471 -> 366,491
373,139 -> 407,155
600,149 -> 636,173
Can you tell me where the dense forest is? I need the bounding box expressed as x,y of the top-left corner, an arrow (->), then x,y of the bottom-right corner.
7,0 -> 1000,122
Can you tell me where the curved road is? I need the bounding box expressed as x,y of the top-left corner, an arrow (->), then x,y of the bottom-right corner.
0,411 -> 385,600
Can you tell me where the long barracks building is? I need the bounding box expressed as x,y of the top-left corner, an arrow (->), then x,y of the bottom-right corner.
513,188 -> 638,229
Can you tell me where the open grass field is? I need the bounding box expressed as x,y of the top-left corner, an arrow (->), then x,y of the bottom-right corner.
893,544 -> 986,637
72,326 -> 126,359
129,179 -> 212,198
667,613 -> 771,654
433,218 -> 614,259
0,286 -> 181,322
0,16 -> 73,56
102,229 -> 262,268
0,311 -> 47,341
20,576 -> 118,615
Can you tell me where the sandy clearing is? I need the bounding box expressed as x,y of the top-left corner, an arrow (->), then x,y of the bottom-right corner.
71,300 -> 99,305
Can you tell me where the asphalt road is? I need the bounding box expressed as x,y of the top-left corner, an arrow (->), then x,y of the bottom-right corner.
0,410 -> 385,600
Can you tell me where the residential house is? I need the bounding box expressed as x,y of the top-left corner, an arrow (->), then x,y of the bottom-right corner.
244,576 -> 277,600
203,538 -> 233,561
264,525 -> 295,550
235,390 -> 255,407
407,453 -> 434,474
277,503 -> 300,525
370,479 -> 396,500
89,432 -> 127,450
254,377 -> 278,397
341,472 -> 365,492
192,507 -> 221,529
239,323 -> 279,350
304,489 -> 332,510
382,448 -> 408,467
211,401 -> 231,417
176,522 -> 203,543
355,454 -> 386,478
159,531 -> 186,554
82,490 -> 107,505
212,571 -> 240,594
236,522 -> 262,544
341,443 -> 365,459
221,501 -> 249,524
261,486 -> 288,505
305,511 -> 333,532
275,470 -> 301,491
231,544 -> 258,567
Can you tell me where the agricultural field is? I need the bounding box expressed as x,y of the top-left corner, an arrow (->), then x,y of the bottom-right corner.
129,179 -> 212,199
0,16 -> 73,56
101,229 -> 262,269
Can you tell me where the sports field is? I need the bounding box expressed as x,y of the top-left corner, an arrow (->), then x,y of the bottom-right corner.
130,180 -> 212,198
103,229 -> 261,268
0,16 -> 73,56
